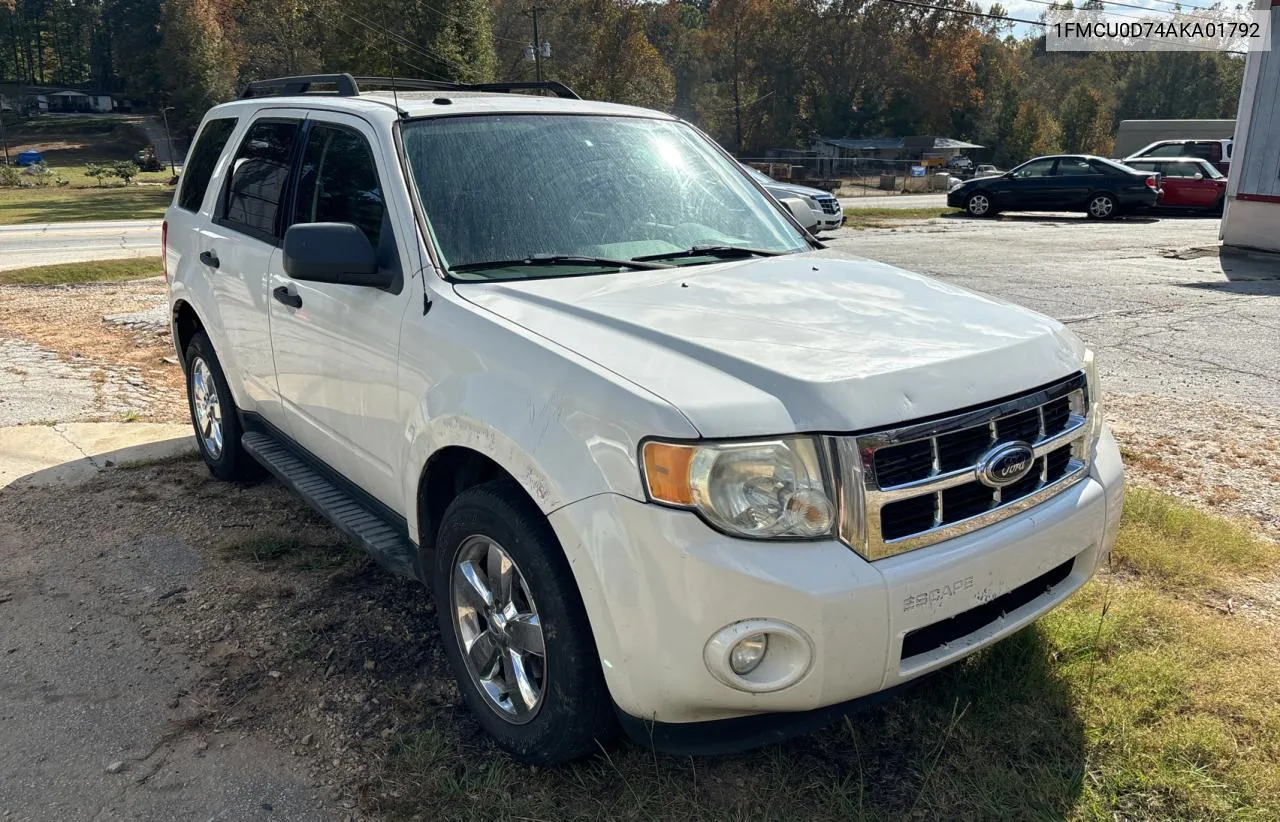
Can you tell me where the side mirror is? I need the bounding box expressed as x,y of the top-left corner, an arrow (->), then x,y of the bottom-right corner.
1193,172 -> 1204,180
283,223 -> 390,288
778,196 -> 820,231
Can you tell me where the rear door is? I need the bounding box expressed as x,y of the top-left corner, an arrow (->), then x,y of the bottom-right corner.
1051,157 -> 1107,207
200,111 -> 306,422
268,111 -> 413,508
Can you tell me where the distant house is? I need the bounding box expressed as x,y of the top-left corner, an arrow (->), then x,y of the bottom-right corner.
813,136 -> 984,165
47,90 -> 115,114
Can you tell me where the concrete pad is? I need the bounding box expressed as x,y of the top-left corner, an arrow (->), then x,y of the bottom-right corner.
0,422 -> 196,489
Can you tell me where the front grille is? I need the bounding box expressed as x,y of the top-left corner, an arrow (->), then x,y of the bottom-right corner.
842,373 -> 1091,559
901,558 -> 1075,663
817,197 -> 840,215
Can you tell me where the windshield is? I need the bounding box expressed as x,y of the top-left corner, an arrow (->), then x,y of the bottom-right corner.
400,114 -> 809,280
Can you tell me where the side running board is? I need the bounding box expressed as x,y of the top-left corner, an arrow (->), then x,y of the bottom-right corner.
241,430 -> 419,580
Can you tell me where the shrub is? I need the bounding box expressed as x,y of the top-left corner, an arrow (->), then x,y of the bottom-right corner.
0,164 -> 20,187
85,162 -> 113,186
109,160 -> 140,185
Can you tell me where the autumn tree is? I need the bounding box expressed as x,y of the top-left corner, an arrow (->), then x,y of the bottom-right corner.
157,0 -> 238,125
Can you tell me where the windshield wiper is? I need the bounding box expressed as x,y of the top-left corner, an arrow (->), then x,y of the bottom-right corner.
631,245 -> 786,263
450,254 -> 672,274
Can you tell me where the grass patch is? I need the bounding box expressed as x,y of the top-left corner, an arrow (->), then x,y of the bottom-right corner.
0,185 -> 171,224
1113,486 -> 1279,590
842,206 -> 961,229
221,533 -> 360,571
0,256 -> 163,285
374,491 -> 1280,820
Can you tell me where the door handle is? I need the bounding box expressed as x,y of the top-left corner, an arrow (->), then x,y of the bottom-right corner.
272,286 -> 302,309
198,250 -> 220,269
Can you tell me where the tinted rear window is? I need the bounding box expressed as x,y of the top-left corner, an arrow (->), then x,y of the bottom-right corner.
178,118 -> 237,212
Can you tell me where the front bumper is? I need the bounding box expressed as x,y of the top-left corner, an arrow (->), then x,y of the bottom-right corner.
549,426 -> 1124,743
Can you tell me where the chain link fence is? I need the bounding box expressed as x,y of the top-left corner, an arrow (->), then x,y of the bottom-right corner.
738,154 -> 960,195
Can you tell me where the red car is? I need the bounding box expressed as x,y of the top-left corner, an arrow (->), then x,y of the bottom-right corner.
1123,157 -> 1227,214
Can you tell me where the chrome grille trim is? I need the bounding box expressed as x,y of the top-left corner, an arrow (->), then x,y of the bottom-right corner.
832,373 -> 1091,560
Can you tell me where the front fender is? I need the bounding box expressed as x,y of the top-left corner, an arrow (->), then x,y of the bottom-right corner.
399,367 -> 696,543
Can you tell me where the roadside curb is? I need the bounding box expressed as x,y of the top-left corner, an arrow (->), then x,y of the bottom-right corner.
0,422 -> 195,490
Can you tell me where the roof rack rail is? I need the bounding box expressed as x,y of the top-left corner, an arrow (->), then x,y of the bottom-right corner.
240,73 -> 359,99
354,77 -> 581,100
239,74 -> 581,101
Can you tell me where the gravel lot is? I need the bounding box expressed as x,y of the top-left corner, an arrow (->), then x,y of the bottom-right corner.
823,213 -> 1280,533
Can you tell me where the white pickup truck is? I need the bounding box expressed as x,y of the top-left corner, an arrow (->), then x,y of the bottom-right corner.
165,74 -> 1124,765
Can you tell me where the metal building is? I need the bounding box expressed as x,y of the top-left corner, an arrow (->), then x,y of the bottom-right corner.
1221,1 -> 1280,254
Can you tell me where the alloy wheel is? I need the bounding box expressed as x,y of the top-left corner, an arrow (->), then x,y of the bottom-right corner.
1089,196 -> 1114,218
968,194 -> 990,216
190,357 -> 224,458
451,535 -> 547,723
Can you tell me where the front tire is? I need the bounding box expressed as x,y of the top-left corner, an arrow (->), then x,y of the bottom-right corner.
183,330 -> 261,481
966,191 -> 995,218
1086,193 -> 1118,220
433,479 -> 615,764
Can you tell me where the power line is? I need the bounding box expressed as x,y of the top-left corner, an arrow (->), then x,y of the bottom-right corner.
337,9 -> 467,76
1020,0 -> 1243,27
416,0 -> 530,45
330,16 -> 447,81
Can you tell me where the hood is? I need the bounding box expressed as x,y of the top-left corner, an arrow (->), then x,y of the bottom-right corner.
767,181 -> 832,199
455,255 -> 1085,438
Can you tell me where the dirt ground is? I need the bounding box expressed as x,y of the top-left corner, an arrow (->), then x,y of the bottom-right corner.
0,458 -> 422,819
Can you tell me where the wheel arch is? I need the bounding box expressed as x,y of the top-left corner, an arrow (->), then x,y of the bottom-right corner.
416,445 -> 525,552
171,298 -> 203,369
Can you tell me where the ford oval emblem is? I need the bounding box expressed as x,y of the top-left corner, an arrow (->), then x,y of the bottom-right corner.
977,441 -> 1036,488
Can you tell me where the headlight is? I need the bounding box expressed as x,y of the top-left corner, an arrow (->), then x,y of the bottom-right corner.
641,437 -> 836,540
1083,348 -> 1104,446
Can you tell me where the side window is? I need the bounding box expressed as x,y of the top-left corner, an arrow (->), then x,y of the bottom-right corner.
1012,159 -> 1056,178
1146,143 -> 1187,158
1059,159 -> 1102,175
292,124 -> 385,248
1168,162 -> 1200,178
1127,162 -> 1155,173
1185,143 -> 1219,163
178,118 -> 237,212
221,119 -> 301,239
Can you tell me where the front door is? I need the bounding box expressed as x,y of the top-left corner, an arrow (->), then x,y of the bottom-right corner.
992,157 -> 1058,210
267,112 -> 413,509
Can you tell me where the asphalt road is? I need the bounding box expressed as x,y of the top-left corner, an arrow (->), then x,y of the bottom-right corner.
822,213 -> 1280,410
0,220 -> 161,271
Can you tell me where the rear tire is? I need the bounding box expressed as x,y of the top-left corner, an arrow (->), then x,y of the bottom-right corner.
433,479 -> 615,764
1086,192 -> 1118,220
183,330 -> 261,482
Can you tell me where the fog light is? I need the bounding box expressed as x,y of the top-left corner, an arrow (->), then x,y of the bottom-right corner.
729,633 -> 768,674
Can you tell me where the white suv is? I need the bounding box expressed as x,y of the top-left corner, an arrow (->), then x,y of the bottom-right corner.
165,74 -> 1124,764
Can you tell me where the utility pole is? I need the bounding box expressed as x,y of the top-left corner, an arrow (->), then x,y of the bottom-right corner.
0,106 -> 9,166
160,105 -> 177,176
522,6 -> 549,82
